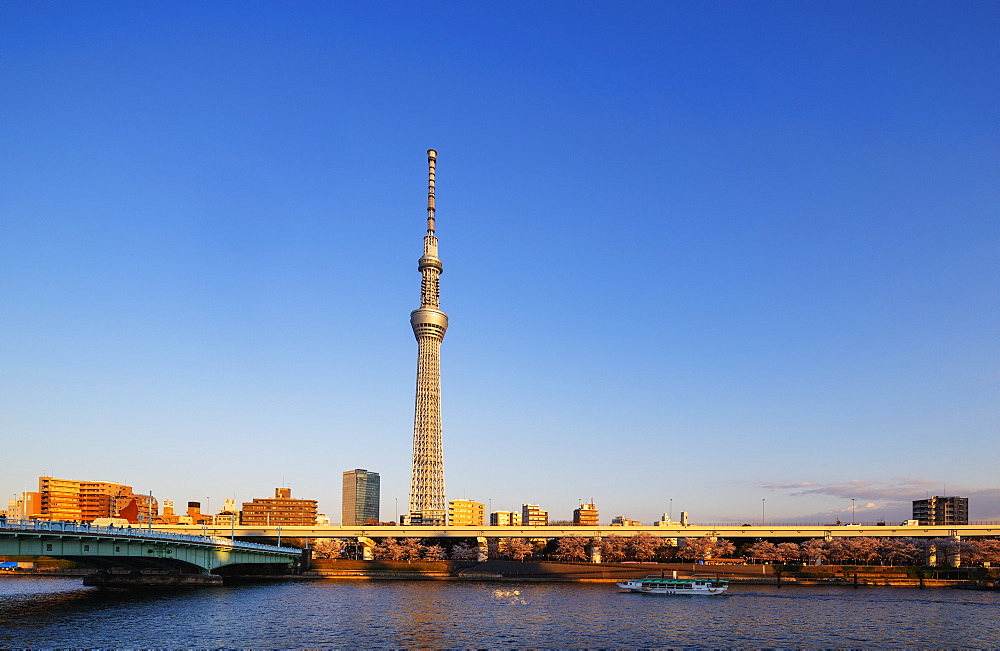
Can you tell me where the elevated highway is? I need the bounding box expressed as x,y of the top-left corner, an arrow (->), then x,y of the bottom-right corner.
153,522 -> 1000,541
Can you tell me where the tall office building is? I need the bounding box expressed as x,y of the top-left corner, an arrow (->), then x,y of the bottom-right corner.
342,469 -> 380,526
408,149 -> 448,525
913,496 -> 969,525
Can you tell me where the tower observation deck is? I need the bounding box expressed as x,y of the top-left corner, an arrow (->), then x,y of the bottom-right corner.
408,149 -> 448,524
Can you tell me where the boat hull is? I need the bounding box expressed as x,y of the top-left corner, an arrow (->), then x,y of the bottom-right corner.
616,579 -> 728,596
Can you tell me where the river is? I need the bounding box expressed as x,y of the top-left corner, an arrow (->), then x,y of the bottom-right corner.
1,576 -> 997,647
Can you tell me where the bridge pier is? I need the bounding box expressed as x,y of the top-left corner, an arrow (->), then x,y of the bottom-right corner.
476,537 -> 489,562
357,537 -> 375,561
589,537 -> 602,563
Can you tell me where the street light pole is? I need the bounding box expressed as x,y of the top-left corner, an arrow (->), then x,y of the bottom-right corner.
852,498 -> 856,524
761,498 -> 765,526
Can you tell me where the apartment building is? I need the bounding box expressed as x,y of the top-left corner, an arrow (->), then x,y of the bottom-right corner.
490,510 -> 521,526
522,504 -> 548,526
37,476 -> 156,523
241,488 -> 318,526
448,499 -> 485,526
573,502 -> 599,526
913,496 -> 969,525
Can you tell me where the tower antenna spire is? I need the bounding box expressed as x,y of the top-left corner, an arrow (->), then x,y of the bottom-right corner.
426,149 -> 437,234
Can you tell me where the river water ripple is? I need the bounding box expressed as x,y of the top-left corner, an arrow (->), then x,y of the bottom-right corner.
1,576 -> 997,648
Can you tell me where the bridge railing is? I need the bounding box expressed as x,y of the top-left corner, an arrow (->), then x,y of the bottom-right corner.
0,519 -> 297,554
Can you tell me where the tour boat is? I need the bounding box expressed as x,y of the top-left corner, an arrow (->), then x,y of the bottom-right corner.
616,576 -> 729,595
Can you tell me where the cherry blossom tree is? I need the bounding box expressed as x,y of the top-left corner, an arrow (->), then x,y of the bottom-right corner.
500,538 -> 534,561
399,538 -> 425,562
677,536 -> 733,561
800,539 -> 828,565
627,532 -> 660,561
776,542 -> 802,563
744,540 -> 780,563
713,539 -> 736,559
423,543 -> 447,560
963,538 -> 1000,565
599,535 -> 627,562
312,538 -> 344,559
449,541 -> 479,560
553,537 -> 589,562
879,538 -> 921,566
374,537 -> 403,560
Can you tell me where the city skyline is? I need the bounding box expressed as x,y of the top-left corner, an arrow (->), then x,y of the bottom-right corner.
2,3 -> 997,525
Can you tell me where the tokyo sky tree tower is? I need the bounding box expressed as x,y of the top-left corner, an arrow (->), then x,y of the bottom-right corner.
408,149 -> 448,524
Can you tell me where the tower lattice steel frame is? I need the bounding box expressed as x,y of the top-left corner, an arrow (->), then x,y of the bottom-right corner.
408,149 -> 448,523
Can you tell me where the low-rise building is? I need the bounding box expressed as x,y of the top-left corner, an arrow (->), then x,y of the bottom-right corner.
7,492 -> 42,520
611,516 -> 643,526
490,510 -> 521,526
652,513 -> 675,526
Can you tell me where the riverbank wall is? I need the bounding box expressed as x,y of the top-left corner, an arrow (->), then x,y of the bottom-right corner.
303,560 -> 995,587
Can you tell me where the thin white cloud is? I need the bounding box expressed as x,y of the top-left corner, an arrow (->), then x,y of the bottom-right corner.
761,478 -> 938,501
760,479 -> 1000,520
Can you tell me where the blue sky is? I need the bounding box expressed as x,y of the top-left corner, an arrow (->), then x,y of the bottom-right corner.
2,1 -> 997,525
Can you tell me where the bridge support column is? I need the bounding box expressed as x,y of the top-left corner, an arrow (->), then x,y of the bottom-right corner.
589,537 -> 602,563
476,537 -> 488,562
950,534 -> 961,568
926,542 -> 937,567
358,537 -> 375,561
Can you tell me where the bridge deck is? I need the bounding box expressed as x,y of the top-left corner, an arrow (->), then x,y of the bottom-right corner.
152,522 -> 1000,539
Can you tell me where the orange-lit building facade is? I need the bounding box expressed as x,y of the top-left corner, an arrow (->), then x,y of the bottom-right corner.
241,488 -> 317,526
573,502 -> 599,526
37,476 -> 157,523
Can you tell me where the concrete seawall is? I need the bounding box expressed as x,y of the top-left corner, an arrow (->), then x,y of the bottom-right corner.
304,560 -> 991,588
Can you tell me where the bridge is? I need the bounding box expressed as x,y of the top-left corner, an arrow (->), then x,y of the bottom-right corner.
0,519 -> 302,585
151,522 -> 1000,561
